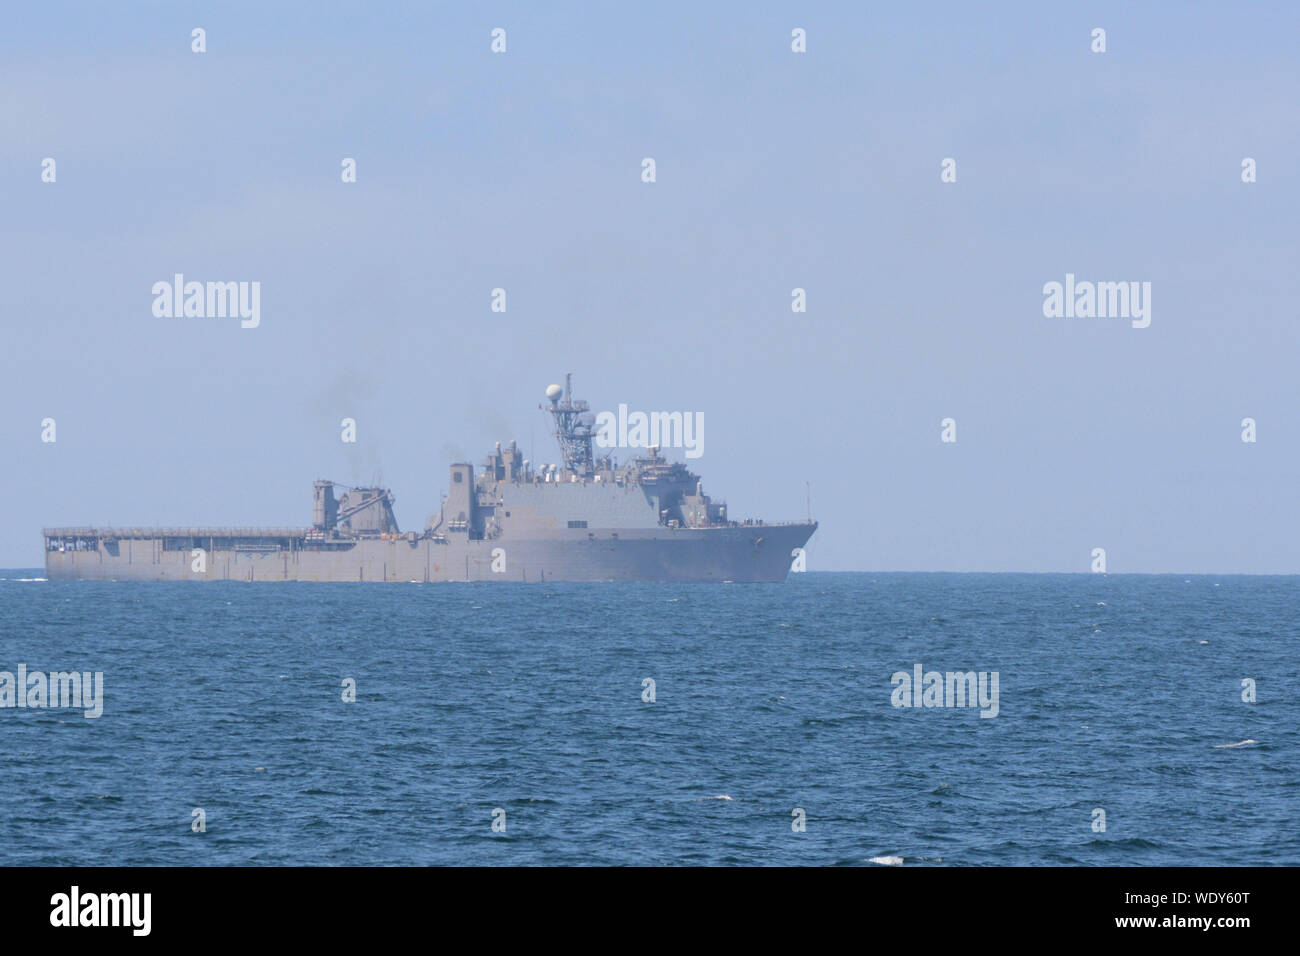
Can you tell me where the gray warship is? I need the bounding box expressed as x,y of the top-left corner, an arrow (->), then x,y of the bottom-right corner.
43,377 -> 817,582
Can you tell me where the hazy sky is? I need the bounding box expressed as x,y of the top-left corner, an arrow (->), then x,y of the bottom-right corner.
4,1 -> 1299,571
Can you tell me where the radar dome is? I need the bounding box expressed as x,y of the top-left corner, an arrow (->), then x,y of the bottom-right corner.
545,383 -> 563,402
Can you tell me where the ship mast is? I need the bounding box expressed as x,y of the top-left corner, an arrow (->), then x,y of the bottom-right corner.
546,373 -> 595,476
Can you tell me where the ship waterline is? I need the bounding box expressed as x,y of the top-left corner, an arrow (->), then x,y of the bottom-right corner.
43,376 -> 817,583
42,523 -> 814,583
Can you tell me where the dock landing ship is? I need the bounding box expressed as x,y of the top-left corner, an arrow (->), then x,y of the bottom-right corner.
43,377 -> 818,583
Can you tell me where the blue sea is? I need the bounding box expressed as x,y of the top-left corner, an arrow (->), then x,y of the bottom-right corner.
0,572 -> 1294,866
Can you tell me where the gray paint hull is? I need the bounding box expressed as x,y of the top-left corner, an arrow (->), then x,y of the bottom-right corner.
44,524 -> 817,583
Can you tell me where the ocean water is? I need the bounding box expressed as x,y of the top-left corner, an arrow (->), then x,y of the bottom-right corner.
0,571 -> 1295,866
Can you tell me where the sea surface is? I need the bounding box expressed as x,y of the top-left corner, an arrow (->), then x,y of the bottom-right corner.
0,571 -> 1295,866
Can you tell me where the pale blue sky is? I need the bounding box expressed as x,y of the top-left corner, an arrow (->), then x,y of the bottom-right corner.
4,1 -> 1299,571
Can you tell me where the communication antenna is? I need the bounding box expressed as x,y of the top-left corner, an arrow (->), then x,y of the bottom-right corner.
545,373 -> 595,475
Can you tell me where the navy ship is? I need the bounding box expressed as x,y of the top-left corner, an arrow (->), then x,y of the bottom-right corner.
43,377 -> 817,582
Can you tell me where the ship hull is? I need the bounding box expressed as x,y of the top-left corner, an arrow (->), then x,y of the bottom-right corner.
43,524 -> 817,584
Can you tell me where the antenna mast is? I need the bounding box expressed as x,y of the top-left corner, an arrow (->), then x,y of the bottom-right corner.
546,373 -> 594,475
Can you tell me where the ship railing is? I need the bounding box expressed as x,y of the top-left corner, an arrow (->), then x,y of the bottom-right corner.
42,526 -> 312,539
712,519 -> 819,529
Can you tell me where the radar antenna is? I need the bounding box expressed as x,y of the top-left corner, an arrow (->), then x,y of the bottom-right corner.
545,373 -> 595,475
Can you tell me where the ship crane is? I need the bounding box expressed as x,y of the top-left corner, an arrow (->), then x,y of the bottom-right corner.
313,480 -> 399,534
334,489 -> 395,525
